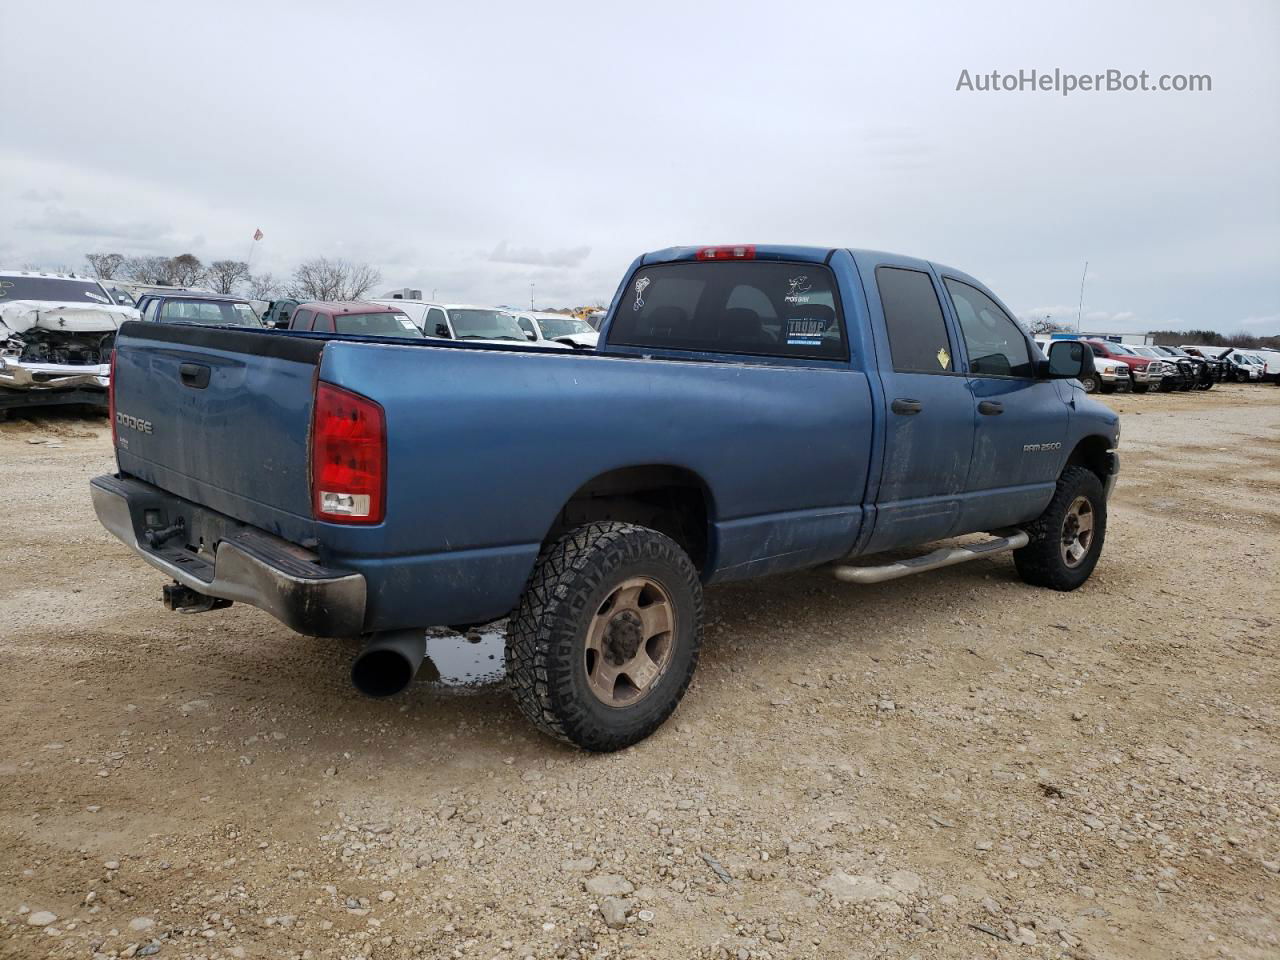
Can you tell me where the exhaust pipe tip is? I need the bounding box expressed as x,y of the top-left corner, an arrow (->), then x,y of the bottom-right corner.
352,630 -> 427,698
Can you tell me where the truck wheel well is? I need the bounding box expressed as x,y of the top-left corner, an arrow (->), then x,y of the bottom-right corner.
1065,436 -> 1112,485
545,466 -> 712,571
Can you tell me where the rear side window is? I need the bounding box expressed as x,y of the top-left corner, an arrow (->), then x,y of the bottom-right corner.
607,261 -> 847,360
875,267 -> 954,373
945,279 -> 1034,378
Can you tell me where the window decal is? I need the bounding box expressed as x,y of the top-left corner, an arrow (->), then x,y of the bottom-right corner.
633,276 -> 650,312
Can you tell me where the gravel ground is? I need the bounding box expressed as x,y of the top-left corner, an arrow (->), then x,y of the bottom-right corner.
1,384 -> 1277,960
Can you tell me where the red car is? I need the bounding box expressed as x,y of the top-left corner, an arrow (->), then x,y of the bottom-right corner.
1082,339 -> 1165,394
288,301 -> 422,338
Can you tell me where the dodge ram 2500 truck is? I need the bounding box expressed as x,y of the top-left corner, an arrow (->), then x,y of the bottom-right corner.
92,244 -> 1119,751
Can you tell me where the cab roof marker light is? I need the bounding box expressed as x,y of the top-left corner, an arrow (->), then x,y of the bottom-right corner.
695,245 -> 756,261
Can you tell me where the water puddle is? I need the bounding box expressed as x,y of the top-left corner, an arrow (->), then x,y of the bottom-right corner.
420,621 -> 507,691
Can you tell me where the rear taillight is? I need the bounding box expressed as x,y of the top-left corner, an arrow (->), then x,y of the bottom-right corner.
108,348 -> 117,448
311,382 -> 386,524
695,245 -> 756,261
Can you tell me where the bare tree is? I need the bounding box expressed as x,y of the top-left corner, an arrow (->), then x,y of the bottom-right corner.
123,255 -> 171,284
164,253 -> 206,288
289,257 -> 382,301
1028,316 -> 1069,335
247,272 -> 281,299
85,252 -> 126,280
206,260 -> 251,294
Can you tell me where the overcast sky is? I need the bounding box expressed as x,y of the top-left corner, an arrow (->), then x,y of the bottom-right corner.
2,0 -> 1276,333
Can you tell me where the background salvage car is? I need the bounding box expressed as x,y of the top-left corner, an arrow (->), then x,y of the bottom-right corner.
0,270 -> 138,412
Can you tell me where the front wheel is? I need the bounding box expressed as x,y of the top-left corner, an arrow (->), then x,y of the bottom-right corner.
505,522 -> 703,751
1133,383 -> 1150,394
1079,372 -> 1100,394
1014,466 -> 1107,591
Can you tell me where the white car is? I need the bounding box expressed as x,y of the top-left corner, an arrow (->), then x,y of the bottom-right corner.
0,270 -> 139,395
508,311 -> 599,349
369,300 -> 570,350
1034,337 -> 1129,393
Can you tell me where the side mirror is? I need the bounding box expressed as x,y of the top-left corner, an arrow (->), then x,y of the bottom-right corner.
525,330 -> 538,341
435,323 -> 449,338
1046,340 -> 1095,380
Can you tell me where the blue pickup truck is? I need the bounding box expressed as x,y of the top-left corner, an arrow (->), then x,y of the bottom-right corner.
92,244 -> 1118,751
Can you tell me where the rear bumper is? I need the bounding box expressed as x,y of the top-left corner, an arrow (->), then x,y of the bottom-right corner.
90,474 -> 366,637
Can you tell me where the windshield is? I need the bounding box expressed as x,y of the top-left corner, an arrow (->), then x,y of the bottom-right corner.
1160,346 -> 1188,356
1105,342 -> 1136,355
449,309 -> 528,341
334,311 -> 423,337
1132,347 -> 1159,357
536,317 -> 593,338
0,276 -> 112,305
158,299 -> 260,326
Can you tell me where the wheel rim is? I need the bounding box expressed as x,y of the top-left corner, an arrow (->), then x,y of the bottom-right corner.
1060,496 -> 1095,568
584,576 -> 676,708
1082,376 -> 1097,392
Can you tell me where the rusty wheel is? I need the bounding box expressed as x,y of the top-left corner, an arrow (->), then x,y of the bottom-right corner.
584,577 -> 676,707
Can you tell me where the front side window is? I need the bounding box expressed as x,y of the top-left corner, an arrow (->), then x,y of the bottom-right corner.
516,316 -> 537,338
425,308 -> 449,337
944,280 -> 1033,377
876,266 -> 954,373
606,260 -> 846,360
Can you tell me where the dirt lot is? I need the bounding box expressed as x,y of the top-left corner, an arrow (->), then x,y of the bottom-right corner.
1,384 -> 1277,960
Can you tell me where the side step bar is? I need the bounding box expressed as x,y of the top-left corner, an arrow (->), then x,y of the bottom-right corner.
831,530 -> 1029,585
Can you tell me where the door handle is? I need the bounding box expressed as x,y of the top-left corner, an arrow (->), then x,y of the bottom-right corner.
978,400 -> 1004,416
891,398 -> 923,415
179,362 -> 211,389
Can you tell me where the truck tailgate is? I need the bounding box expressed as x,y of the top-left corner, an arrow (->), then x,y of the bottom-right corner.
112,322 -> 322,541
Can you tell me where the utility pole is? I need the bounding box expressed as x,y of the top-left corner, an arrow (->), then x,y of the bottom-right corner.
530,281 -> 535,311
1076,260 -> 1088,334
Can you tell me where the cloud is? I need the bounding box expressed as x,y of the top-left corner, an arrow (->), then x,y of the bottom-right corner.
488,241 -> 592,268
17,205 -> 171,244
20,188 -> 63,203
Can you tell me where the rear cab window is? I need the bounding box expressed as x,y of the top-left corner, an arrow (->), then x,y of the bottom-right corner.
606,260 -> 848,361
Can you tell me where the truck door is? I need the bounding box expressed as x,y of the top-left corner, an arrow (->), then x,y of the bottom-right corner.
865,265 -> 976,553
942,277 -> 1069,532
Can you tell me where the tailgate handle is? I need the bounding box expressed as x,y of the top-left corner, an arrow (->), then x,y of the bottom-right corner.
179,362 -> 211,389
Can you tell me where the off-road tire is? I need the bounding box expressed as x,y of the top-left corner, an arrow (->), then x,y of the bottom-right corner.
1100,383 -> 1116,394
1079,373 -> 1100,394
1132,383 -> 1150,394
1014,466 -> 1107,591
505,522 -> 703,752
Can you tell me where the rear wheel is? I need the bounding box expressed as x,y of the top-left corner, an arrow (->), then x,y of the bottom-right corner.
506,522 -> 703,751
1014,466 -> 1107,591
